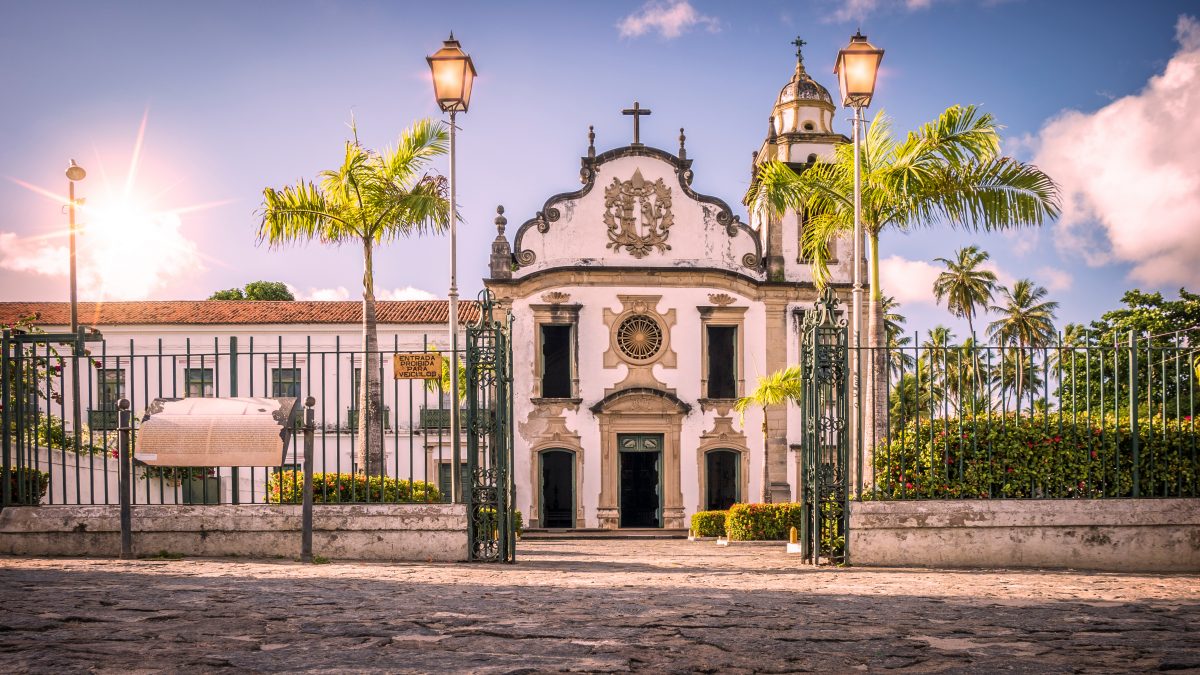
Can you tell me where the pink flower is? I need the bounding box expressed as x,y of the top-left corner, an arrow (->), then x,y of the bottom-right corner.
904,482 -> 914,490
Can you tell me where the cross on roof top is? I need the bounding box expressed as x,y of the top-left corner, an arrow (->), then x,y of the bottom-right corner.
792,36 -> 807,65
622,100 -> 652,146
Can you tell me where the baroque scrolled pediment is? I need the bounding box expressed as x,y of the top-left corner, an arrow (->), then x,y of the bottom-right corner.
589,387 -> 692,416
510,143 -> 763,276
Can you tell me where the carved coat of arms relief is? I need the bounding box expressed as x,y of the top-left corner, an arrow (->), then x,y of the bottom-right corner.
603,168 -> 673,258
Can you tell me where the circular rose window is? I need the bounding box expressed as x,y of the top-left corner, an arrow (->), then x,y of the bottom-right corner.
616,314 -> 664,361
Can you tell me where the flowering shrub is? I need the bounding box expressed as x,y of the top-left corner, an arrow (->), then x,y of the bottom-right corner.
266,471 -> 442,504
725,502 -> 805,541
870,413 -> 1199,499
690,510 -> 728,537
6,468 -> 49,505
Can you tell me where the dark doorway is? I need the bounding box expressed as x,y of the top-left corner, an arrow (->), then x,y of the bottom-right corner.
540,325 -> 572,398
540,450 -> 574,528
706,449 -> 739,511
619,434 -> 662,528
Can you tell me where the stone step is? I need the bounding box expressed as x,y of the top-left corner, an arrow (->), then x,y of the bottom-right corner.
521,528 -> 689,540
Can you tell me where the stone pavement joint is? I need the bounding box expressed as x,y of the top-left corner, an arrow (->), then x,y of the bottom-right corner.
1,539 -> 1198,673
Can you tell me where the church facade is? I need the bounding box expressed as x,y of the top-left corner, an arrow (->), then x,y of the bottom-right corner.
484,47 -> 858,529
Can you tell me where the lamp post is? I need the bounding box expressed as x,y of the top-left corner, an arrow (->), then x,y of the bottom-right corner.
427,34 -> 476,503
835,31 -> 883,489
65,160 -> 86,458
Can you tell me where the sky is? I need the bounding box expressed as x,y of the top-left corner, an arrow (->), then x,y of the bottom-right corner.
1,0 -> 1197,340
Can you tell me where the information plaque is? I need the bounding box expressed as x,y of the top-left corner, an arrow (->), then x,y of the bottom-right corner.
135,397 -> 297,467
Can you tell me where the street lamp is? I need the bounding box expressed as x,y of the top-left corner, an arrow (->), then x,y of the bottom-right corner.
65,159 -> 86,459
833,31 -> 883,361
427,34 -> 476,503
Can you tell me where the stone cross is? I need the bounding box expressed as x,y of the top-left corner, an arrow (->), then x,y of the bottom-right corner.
622,101 -> 652,146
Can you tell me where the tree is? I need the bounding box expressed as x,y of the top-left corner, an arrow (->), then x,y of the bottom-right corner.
734,365 -> 803,503
258,120 -> 450,474
933,246 -> 997,341
208,281 -> 295,301
747,105 -> 1059,442
881,295 -> 914,380
986,279 -> 1058,407
747,105 -> 1058,345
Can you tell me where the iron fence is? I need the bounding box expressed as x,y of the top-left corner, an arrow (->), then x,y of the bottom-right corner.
2,330 -> 469,507
850,330 -> 1199,500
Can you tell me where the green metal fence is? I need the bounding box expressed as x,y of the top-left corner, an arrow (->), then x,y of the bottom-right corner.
852,330 -> 1199,501
1,329 -> 466,507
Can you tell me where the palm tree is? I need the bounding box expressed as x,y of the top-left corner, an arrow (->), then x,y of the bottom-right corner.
933,246 -> 998,341
259,120 -> 450,474
921,326 -> 956,413
734,365 -> 803,503
986,279 -> 1059,407
747,105 -> 1059,443
881,296 -> 914,380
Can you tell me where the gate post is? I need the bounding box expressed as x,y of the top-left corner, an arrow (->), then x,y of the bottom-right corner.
118,398 -> 133,559
799,288 -> 850,565
301,396 -> 315,562
2,329 -> 11,509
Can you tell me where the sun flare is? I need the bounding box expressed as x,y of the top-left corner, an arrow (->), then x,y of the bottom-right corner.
2,111 -> 224,300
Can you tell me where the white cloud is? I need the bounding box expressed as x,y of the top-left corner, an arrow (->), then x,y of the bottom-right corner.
618,1 -> 720,39
1035,266 -> 1073,292
378,285 -> 437,301
0,212 -> 203,300
1033,15 -> 1200,287
289,284 -> 438,302
878,255 -> 941,305
979,260 -> 1016,289
826,0 -> 938,23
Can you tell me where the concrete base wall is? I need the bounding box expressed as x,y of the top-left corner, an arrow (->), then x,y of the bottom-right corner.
0,503 -> 469,562
850,499 -> 1200,573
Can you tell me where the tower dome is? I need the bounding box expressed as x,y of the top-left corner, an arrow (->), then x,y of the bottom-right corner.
771,39 -> 836,137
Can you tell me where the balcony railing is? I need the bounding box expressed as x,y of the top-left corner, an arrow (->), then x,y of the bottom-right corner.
87,408 -> 119,431
346,407 -> 391,430
419,407 -> 469,430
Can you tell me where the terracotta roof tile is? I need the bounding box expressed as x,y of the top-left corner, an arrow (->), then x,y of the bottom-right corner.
0,300 -> 481,327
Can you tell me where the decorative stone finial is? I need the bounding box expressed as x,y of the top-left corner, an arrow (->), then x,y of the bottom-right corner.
678,127 -> 687,161
587,125 -> 595,158
767,116 -> 777,144
494,205 -> 507,235
489,205 -> 513,280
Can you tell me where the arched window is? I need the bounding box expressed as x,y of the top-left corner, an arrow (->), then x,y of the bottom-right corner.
803,122 -> 815,131
705,449 -> 740,510
807,153 -> 818,164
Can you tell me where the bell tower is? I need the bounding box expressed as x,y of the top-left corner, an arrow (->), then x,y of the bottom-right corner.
749,38 -> 849,281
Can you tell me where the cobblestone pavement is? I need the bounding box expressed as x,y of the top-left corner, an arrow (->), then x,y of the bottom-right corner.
2,540 -> 1199,673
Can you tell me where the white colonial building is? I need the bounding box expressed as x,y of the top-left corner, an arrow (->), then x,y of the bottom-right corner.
484,45 -> 856,529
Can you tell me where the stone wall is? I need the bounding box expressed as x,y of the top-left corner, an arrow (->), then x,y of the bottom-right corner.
0,503 -> 468,562
849,499 -> 1200,572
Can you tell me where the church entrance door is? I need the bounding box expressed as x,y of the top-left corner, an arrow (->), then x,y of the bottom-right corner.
618,434 -> 662,528
706,449 -> 739,511
540,450 -> 575,528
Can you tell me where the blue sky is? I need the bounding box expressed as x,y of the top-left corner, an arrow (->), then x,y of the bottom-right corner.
1,0 -> 1197,339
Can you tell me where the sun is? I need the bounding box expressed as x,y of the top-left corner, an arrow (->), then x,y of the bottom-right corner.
6,111 -> 226,300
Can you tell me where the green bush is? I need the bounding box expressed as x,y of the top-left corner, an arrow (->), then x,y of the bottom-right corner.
725,503 -> 805,541
5,468 -> 49,505
477,507 -> 523,536
266,471 -> 442,504
690,510 -> 727,537
871,413 -> 1200,499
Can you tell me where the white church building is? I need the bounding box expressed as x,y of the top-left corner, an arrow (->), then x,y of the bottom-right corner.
485,45 -> 856,529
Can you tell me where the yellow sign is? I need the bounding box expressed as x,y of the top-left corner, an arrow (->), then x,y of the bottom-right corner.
393,352 -> 443,380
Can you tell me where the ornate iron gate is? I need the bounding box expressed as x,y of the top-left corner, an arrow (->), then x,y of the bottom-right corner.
465,290 -> 516,562
799,288 -> 850,565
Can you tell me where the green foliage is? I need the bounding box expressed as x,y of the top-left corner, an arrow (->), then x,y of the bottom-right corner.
266,471 -> 442,503
690,510 -> 728,537
725,502 -> 805,541
476,507 -> 524,537
6,468 -> 49,505
209,281 -> 295,301
747,105 -> 1059,296
871,414 -> 1199,499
